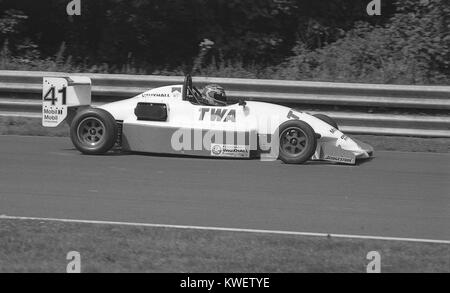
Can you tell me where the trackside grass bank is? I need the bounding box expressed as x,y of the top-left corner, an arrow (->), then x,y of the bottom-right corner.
0,116 -> 449,153
0,219 -> 449,273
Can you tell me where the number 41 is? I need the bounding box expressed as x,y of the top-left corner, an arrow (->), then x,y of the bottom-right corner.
44,86 -> 67,105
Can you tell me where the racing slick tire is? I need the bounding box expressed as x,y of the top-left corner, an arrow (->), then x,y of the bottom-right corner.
278,120 -> 317,164
70,107 -> 118,155
313,113 -> 339,130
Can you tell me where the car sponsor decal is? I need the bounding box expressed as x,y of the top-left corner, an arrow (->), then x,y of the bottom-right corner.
210,144 -> 249,157
287,110 -> 299,120
199,108 -> 236,122
324,155 -> 353,163
150,93 -> 170,97
171,87 -> 182,98
329,128 -> 348,140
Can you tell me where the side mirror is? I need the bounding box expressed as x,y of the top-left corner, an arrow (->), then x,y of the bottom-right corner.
239,99 -> 247,107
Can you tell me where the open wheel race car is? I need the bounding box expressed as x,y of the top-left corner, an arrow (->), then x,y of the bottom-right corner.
42,74 -> 373,164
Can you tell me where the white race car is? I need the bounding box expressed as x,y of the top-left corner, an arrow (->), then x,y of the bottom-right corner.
42,74 -> 373,164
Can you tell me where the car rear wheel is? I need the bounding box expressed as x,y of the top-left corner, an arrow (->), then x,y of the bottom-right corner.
278,120 -> 317,164
313,113 -> 339,130
70,108 -> 118,155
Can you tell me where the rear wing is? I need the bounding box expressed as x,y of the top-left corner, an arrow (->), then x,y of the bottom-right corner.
42,76 -> 92,127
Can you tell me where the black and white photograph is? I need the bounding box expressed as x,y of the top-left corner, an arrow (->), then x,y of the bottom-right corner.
0,0 -> 449,278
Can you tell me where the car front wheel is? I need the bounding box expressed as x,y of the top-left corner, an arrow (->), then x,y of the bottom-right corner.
278,120 -> 317,164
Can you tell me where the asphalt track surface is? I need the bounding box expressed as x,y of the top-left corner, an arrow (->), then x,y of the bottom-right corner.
0,135 -> 449,241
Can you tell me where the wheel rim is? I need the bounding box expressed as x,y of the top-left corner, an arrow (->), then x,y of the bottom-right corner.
279,127 -> 308,157
77,117 -> 106,147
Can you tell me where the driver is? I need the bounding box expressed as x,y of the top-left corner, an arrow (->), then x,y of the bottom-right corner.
200,84 -> 227,106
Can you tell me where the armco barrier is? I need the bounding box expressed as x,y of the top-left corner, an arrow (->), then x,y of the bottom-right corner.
0,70 -> 449,137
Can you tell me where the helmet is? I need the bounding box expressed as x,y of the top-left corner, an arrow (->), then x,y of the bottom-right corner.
201,84 -> 227,106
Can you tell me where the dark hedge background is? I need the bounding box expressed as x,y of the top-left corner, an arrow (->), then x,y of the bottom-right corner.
0,0 -> 448,84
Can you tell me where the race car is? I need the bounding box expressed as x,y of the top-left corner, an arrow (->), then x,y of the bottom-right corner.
42,74 -> 373,164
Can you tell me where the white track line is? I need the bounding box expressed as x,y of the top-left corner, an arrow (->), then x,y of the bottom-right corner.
1,215 -> 449,244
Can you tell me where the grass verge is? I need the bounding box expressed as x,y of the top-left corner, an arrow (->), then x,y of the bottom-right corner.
0,116 -> 448,153
0,219 -> 448,273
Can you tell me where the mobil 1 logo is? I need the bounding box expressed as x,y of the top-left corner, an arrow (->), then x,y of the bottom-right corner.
42,77 -> 68,127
